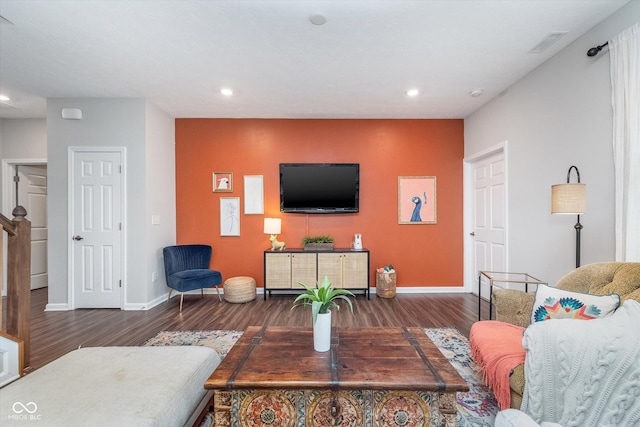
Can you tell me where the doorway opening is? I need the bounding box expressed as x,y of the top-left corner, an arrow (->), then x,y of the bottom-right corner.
1,159 -> 48,297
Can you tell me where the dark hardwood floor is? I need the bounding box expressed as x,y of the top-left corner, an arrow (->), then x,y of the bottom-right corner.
3,288 -> 488,371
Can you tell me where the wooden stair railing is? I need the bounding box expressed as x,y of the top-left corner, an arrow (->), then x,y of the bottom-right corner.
0,206 -> 31,369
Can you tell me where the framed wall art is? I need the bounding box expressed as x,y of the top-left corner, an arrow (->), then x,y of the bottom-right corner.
244,175 -> 264,214
213,172 -> 233,192
220,197 -> 240,236
398,176 -> 437,224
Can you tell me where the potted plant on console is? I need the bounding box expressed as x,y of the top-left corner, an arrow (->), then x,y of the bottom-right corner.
292,276 -> 354,352
302,235 -> 334,251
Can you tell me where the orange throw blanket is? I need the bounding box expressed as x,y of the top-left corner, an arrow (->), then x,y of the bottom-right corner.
469,321 -> 526,410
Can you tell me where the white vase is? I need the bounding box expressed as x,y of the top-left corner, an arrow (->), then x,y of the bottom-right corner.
313,311 -> 332,352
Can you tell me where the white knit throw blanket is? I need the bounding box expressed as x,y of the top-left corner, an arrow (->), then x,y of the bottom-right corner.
521,300 -> 640,427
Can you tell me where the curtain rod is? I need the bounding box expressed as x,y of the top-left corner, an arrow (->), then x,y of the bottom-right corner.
587,41 -> 608,57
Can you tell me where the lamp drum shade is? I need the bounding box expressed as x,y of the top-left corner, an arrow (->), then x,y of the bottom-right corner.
551,183 -> 586,214
263,218 -> 282,235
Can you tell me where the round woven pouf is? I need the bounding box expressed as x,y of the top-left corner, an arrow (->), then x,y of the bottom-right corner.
223,276 -> 256,303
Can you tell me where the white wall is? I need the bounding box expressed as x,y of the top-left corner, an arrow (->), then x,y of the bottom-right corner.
464,1 -> 640,285
46,98 -> 176,309
46,98 -> 147,308
0,118 -> 47,159
144,101 -> 176,302
0,118 -> 47,214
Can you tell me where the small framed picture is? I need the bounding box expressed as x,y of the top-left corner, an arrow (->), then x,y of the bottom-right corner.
220,197 -> 240,236
398,176 -> 437,224
213,172 -> 233,192
244,175 -> 264,214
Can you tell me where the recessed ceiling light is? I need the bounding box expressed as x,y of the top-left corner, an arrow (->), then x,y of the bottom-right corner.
0,94 -> 10,101
220,88 -> 233,96
469,89 -> 483,98
406,89 -> 420,97
309,14 -> 327,26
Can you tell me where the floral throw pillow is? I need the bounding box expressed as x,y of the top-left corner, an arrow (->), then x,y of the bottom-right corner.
531,284 -> 620,323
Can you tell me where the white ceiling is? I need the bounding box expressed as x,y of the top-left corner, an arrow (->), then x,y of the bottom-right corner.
0,0 -> 629,119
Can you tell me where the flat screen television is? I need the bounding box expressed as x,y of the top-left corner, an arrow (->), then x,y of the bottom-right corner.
280,163 -> 360,214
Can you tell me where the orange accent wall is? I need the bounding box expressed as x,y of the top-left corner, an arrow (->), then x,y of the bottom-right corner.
175,119 -> 464,288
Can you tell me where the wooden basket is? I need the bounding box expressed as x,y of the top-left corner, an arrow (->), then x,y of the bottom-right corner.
223,276 -> 256,303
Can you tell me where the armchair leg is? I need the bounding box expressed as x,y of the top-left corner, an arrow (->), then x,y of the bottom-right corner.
179,293 -> 184,313
216,285 -> 221,302
201,288 -> 204,298
167,289 -> 173,302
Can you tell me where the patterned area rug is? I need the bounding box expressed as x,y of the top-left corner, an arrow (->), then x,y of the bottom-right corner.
143,327 -> 498,426
423,328 -> 498,426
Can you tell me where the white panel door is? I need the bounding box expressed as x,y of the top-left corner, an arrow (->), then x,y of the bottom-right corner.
472,152 -> 506,300
70,150 -> 123,309
17,165 -> 48,290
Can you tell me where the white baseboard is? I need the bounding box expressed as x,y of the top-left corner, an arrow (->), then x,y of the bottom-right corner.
139,287 -> 230,311
201,288 -> 226,295
262,287 -> 467,296
391,286 -> 468,294
123,302 -> 152,310
44,303 -> 70,311
218,288 -> 467,295
46,286 -> 470,312
137,293 -> 170,311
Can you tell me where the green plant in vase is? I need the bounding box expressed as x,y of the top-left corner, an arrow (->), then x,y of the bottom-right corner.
292,276 -> 354,352
292,276 -> 354,323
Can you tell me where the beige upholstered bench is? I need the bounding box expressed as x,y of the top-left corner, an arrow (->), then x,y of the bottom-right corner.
0,346 -> 221,427
223,276 -> 256,303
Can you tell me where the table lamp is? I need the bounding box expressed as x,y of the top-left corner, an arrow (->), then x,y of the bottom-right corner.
551,166 -> 586,268
264,218 -> 285,250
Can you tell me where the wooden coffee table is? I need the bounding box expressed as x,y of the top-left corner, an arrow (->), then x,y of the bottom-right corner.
205,326 -> 468,427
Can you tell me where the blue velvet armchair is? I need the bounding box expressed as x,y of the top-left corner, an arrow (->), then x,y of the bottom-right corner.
163,244 -> 223,312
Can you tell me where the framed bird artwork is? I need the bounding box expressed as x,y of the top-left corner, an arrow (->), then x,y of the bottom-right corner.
398,176 -> 437,224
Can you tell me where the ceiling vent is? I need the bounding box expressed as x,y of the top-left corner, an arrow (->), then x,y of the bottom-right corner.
529,31 -> 568,53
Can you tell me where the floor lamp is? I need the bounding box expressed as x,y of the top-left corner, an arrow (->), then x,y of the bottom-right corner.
551,166 -> 586,268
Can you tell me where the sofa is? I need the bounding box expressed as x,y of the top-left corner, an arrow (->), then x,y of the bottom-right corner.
473,262 -> 640,409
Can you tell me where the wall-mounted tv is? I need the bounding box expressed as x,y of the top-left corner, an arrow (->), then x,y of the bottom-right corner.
280,163 -> 359,214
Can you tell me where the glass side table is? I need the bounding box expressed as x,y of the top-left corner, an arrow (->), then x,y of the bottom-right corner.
478,271 -> 547,321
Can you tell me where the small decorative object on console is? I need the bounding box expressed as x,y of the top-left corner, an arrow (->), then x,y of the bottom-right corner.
269,235 -> 285,251
353,233 -> 363,250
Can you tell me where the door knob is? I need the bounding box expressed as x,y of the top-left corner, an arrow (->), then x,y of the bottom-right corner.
470,232 -> 475,236
72,235 -> 84,241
